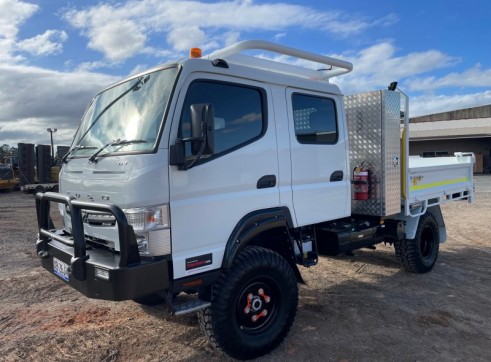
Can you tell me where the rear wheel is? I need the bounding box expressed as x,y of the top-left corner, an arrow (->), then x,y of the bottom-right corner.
395,212 -> 439,273
198,246 -> 298,360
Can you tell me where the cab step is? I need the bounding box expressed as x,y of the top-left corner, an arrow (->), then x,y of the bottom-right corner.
171,299 -> 211,316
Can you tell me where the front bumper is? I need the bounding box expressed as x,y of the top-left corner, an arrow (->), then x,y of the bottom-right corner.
35,192 -> 170,301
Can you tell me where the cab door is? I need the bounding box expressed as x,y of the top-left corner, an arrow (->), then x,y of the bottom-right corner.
168,75 -> 279,279
286,89 -> 350,226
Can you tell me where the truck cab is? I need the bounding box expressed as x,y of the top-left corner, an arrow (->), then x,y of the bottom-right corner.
51,41 -> 354,286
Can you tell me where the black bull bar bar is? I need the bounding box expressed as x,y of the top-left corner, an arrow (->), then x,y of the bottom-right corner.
35,192 -> 141,281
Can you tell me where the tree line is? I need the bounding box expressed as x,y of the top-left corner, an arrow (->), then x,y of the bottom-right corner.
0,145 -> 18,165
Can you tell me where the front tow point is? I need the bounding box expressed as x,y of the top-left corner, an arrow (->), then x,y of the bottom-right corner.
38,250 -> 49,258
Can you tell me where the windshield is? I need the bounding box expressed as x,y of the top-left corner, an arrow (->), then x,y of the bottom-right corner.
71,66 -> 178,157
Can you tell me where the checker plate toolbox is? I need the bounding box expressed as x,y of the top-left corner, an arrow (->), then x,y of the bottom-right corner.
346,90 -> 402,216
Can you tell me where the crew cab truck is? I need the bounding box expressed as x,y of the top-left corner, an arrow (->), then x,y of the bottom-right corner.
35,40 -> 474,360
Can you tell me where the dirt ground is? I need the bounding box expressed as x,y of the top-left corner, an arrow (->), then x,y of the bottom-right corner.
1,176 -> 490,362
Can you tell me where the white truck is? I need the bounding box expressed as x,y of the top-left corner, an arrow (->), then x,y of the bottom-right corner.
35,40 -> 474,359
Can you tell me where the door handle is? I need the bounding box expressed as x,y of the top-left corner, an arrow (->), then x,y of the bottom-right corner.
330,170 -> 344,182
257,175 -> 277,189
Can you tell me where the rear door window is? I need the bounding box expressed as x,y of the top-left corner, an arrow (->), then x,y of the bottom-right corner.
292,93 -> 338,144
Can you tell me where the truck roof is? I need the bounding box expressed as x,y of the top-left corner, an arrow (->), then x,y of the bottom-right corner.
207,39 -> 353,81
104,40 -> 352,97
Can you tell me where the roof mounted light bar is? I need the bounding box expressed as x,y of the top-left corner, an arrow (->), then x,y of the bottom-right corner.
206,40 -> 353,81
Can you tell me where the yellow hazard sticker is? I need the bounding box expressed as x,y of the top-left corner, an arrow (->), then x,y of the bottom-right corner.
409,177 -> 469,191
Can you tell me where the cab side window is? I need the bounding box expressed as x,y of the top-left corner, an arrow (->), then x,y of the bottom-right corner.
180,80 -> 266,159
292,93 -> 338,144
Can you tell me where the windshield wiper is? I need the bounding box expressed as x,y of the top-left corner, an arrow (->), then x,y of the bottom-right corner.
88,139 -> 147,163
61,145 -> 98,164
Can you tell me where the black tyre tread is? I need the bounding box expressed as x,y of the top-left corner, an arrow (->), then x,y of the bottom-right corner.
198,307 -> 220,351
198,246 -> 298,360
395,212 -> 439,273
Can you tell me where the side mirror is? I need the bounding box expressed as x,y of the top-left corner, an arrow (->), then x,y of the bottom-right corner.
170,103 -> 215,170
190,103 -> 215,155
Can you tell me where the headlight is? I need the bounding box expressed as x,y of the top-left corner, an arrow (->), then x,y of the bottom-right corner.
124,205 -> 170,231
124,204 -> 171,256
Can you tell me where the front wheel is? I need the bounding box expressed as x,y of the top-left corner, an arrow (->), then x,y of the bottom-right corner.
395,212 -> 440,273
198,246 -> 298,360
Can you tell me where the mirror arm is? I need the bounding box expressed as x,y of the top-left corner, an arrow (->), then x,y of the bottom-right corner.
171,103 -> 215,171
181,136 -> 204,143
182,125 -> 208,170
170,127 -> 208,171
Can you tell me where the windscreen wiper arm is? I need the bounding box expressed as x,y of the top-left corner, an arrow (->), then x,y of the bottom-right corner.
61,145 -> 97,164
88,139 -> 147,163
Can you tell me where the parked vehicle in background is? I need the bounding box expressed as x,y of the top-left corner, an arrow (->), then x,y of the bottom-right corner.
0,164 -> 16,192
18,143 -> 61,194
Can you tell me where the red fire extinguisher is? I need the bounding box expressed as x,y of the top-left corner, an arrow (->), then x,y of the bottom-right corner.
353,164 -> 370,200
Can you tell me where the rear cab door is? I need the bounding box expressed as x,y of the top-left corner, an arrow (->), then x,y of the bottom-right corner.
286,88 -> 350,226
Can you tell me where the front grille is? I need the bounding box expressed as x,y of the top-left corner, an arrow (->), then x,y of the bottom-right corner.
85,234 -> 115,251
83,211 -> 116,227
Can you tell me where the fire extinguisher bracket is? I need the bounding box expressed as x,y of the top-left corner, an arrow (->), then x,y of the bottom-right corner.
352,166 -> 370,200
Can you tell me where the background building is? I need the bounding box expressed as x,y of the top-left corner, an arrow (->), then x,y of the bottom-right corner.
409,104 -> 491,173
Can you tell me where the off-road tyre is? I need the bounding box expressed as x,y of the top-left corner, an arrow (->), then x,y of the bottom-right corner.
198,246 -> 298,360
395,212 -> 439,273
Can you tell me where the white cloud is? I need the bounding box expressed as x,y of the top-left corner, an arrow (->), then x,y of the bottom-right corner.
0,0 -> 38,38
63,4 -> 148,62
406,64 -> 491,91
256,40 -> 489,117
372,13 -> 399,28
0,0 -> 71,62
253,41 -> 458,96
0,0 -> 38,62
87,20 -> 146,61
333,41 -> 457,94
329,42 -> 491,116
411,91 -> 491,117
346,42 -> 456,77
2,0 -> 488,147
63,0 -> 395,61
17,30 -> 68,56
0,64 -> 118,145
272,32 -> 286,42
167,26 -> 206,52
75,60 -> 117,72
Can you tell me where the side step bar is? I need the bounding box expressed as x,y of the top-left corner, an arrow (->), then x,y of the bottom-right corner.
171,299 -> 211,316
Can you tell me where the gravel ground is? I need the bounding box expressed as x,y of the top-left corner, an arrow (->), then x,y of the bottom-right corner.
0,176 -> 490,361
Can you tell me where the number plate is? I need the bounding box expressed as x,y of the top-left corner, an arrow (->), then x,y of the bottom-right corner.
53,257 -> 69,281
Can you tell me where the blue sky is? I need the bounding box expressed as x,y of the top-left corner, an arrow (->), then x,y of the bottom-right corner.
1,0 -> 490,147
